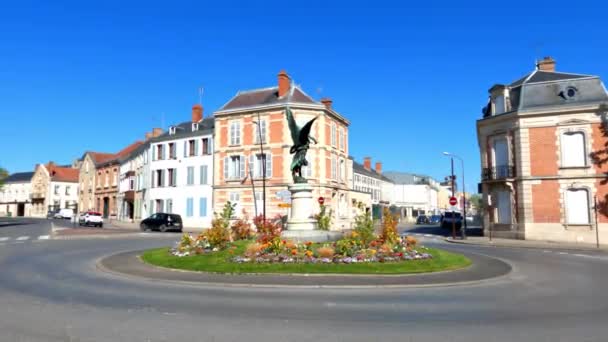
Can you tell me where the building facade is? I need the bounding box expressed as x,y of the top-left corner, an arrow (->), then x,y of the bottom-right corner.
147,105 -> 214,228
117,142 -> 150,222
78,152 -> 115,212
213,70 -> 353,229
351,157 -> 393,218
477,57 -> 608,244
30,162 -> 79,217
383,172 -> 440,221
0,172 -> 34,217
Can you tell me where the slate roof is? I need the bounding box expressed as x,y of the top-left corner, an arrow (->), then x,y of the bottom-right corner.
3,172 -> 34,184
219,86 -> 317,111
150,116 -> 215,143
353,162 -> 393,183
46,163 -> 79,183
510,70 -> 593,87
383,171 -> 436,185
119,141 -> 150,163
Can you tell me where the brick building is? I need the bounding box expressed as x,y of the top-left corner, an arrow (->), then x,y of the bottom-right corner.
213,70 -> 352,229
477,57 -> 608,244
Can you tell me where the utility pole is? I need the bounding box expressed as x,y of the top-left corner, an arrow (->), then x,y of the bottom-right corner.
254,113 -> 266,223
451,158 -> 456,240
249,164 -> 257,217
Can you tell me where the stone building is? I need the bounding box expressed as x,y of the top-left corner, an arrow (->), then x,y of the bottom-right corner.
30,162 -> 79,217
477,57 -> 608,244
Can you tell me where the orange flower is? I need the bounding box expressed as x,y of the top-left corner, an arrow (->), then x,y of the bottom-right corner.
291,249 -> 298,255
305,250 -> 313,257
305,241 -> 313,246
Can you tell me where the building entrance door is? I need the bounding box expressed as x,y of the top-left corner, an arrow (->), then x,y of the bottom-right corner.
17,203 -> 25,217
103,197 -> 110,218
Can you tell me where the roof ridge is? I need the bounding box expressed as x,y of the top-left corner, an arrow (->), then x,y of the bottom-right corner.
537,70 -> 595,78
236,86 -> 278,95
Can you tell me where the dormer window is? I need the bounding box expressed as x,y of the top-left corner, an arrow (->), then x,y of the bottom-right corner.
169,126 -> 176,135
192,123 -> 199,131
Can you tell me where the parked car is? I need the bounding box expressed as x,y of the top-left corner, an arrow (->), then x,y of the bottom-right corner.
140,213 -> 183,232
441,212 -> 463,230
54,208 -> 74,219
429,215 -> 442,224
46,210 -> 59,219
79,211 -> 103,227
416,215 -> 429,224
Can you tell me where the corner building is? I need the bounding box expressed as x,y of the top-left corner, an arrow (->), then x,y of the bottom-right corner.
213,70 -> 353,230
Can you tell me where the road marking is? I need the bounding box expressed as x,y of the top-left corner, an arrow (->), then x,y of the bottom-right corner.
0,237 -> 9,242
16,236 -> 30,241
558,252 -> 568,255
38,235 -> 50,240
542,250 -> 552,253
573,254 -> 588,257
424,234 -> 433,237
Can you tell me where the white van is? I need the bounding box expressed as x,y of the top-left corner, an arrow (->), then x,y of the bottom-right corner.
54,208 -> 74,219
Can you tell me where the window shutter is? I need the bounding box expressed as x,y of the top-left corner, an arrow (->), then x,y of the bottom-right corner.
195,140 -> 199,156
149,200 -> 154,215
224,157 -> 229,180
172,169 -> 177,186
172,143 -> 176,159
249,154 -> 255,177
183,141 -> 187,158
239,156 -> 245,179
208,138 -> 213,155
161,170 -> 166,187
151,172 -> 155,188
266,153 -> 272,178
199,197 -> 207,217
152,146 -> 156,160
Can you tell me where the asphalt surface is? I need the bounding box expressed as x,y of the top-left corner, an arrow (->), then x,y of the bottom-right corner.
1,219 -> 608,341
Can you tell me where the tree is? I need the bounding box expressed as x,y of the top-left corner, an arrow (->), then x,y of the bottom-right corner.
0,167 -> 8,190
468,194 -> 484,213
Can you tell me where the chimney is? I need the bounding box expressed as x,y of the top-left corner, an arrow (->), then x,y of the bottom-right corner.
537,56 -> 556,72
375,162 -> 382,174
145,132 -> 152,140
278,70 -> 291,98
152,128 -> 163,137
363,157 -> 371,171
320,97 -> 333,110
192,104 -> 203,123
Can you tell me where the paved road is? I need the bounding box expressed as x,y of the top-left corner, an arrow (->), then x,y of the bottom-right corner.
0,217 -> 52,243
0,220 -> 607,341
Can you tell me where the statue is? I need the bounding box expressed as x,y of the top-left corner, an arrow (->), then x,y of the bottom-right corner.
286,107 -> 318,183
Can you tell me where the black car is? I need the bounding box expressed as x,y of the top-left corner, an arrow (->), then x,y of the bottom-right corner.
429,215 -> 442,224
416,215 -> 429,224
440,212 -> 463,230
140,213 -> 183,232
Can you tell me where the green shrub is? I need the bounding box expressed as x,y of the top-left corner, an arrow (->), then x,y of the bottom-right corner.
353,212 -> 375,246
316,205 -> 332,231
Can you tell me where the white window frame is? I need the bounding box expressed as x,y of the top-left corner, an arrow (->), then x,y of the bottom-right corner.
230,121 -> 241,146
254,119 -> 267,144
331,156 -> 337,180
331,122 -> 337,147
564,188 -> 591,225
560,130 -> 587,168
225,155 -> 245,180
250,153 -> 272,179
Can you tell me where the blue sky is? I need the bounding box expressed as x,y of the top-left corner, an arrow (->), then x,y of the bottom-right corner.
2,0 -> 608,192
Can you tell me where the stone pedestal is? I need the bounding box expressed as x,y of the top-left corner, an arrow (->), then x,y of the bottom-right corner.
281,183 -> 342,242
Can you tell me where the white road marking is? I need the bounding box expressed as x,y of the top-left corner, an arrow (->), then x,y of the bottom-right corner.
542,250 -> 552,253
0,237 -> 10,242
558,252 -> 568,255
16,236 -> 30,241
38,235 -> 50,240
573,254 -> 588,257
424,234 -> 433,237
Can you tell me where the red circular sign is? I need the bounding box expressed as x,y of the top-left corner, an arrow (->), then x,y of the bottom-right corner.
449,196 -> 458,206
318,197 -> 325,205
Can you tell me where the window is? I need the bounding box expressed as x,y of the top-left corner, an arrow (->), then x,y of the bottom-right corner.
250,153 -> 272,178
54,185 -> 60,195
229,192 -> 240,217
496,190 -> 511,224
65,186 -> 71,196
169,143 -> 176,159
156,144 -> 164,160
85,162 -> 89,173
155,199 -> 164,213
331,123 -> 336,146
186,198 -> 193,217
199,197 -> 207,217
494,95 -> 505,114
200,165 -> 208,185
166,199 -> 173,213
113,169 -> 117,186
169,126 -> 176,135
301,164 -> 313,178
155,170 -> 163,187
339,128 -> 344,151
565,188 -> 590,224
331,156 -> 337,180
129,177 -> 134,190
339,159 -> 345,182
224,155 -> 245,180
202,138 -> 211,155
192,123 -> 199,131
188,139 -> 197,157
493,138 -> 509,178
168,168 -> 176,186
254,120 -> 267,144
104,171 -> 109,187
561,131 -> 586,167
230,121 -> 241,145
187,166 -> 194,185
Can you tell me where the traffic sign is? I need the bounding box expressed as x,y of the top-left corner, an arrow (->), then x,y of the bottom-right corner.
449,196 -> 458,206
278,203 -> 292,208
318,197 -> 325,205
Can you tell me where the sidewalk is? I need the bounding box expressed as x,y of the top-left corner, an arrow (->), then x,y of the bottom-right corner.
107,220 -> 203,233
446,236 -> 608,252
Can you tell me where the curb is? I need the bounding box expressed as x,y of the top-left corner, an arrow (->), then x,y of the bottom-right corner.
445,237 -> 607,252
95,248 -> 513,289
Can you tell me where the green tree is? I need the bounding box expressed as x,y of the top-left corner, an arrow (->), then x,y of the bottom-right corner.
468,194 -> 484,212
0,167 -> 8,190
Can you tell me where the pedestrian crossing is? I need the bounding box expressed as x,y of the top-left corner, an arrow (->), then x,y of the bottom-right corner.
0,235 -> 51,245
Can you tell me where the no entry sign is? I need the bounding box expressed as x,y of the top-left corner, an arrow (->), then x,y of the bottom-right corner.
449,196 -> 458,206
318,197 -> 325,205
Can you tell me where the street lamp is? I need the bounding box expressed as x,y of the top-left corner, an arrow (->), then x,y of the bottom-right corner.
443,152 -> 467,239
252,113 -> 266,223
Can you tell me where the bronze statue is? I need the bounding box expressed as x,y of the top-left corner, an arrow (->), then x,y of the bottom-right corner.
286,107 -> 318,183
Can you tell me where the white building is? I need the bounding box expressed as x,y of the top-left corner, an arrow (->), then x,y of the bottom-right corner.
0,172 -> 34,217
351,157 -> 393,219
383,172 -> 440,221
117,142 -> 151,222
148,105 -> 214,228
30,162 -> 79,217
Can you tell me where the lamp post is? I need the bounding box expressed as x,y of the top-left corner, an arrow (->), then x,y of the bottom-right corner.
443,152 -> 467,239
253,113 -> 266,223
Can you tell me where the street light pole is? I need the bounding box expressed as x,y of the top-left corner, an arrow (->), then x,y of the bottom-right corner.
443,152 -> 467,239
254,113 -> 266,223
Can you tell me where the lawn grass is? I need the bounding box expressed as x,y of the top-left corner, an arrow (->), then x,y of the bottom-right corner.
140,241 -> 471,275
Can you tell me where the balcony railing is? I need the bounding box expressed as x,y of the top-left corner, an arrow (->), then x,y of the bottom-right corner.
482,165 -> 515,181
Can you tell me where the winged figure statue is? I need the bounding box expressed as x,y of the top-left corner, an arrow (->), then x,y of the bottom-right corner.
285,107 -> 318,183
